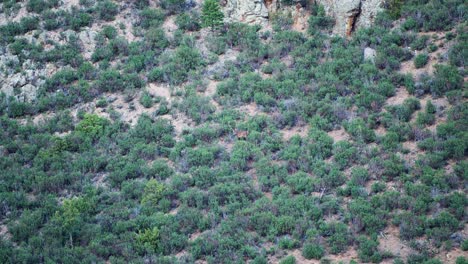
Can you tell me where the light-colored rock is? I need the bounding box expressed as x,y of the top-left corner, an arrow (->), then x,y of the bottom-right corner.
312,0 -> 384,36
317,0 -> 361,36
355,0 -> 384,30
364,47 -> 377,63
222,0 -> 269,25
222,0 -> 384,36
19,84 -> 38,102
0,54 -> 47,102
315,0 -> 384,36
78,28 -> 98,59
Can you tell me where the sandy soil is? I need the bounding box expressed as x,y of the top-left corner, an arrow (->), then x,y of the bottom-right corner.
237,103 -> 263,118
378,225 -> 415,260
162,15 -> 178,39
327,127 -> 350,142
385,87 -> 412,106
269,248 -> 360,264
205,80 -> 218,97
147,83 -> 172,99
282,125 -> 309,141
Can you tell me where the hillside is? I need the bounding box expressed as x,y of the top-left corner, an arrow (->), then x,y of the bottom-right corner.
0,0 -> 467,263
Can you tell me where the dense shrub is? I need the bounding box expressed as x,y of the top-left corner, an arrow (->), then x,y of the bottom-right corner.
344,118 -> 376,143
176,12 -> 201,31
302,243 -> 325,260
414,53 -> 429,68
160,0 -> 186,15
96,0 -> 119,21
431,65 -> 463,96
308,4 -> 334,34
139,8 -> 165,28
26,0 -> 59,13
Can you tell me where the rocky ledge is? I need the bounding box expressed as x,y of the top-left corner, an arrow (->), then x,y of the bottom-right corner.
222,0 -> 384,36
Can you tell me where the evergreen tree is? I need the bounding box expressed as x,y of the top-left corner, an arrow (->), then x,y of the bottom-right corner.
201,0 -> 224,31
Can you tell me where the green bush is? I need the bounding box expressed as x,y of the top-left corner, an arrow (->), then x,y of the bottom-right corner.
410,36 -> 429,51
160,46 -> 204,85
426,211 -> 460,242
308,4 -> 334,34
462,240 -> 468,251
176,12 -> 201,31
26,0 -> 59,13
141,179 -> 166,206
145,28 -> 169,50
139,92 -> 154,108
160,0 -> 186,15
139,8 -> 165,28
75,114 -> 109,139
431,65 -> 463,96
201,0 -> 224,30
280,255 -> 296,264
357,236 -> 381,263
96,0 -> 119,21
414,53 -> 429,68
449,41 -> 467,67
302,243 -> 324,260
148,68 -> 165,82
344,118 -> 376,143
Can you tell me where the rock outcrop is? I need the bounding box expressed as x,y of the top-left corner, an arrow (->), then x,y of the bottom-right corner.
316,0 -> 384,36
364,47 -> 377,63
221,0 -> 384,36
221,0 -> 269,25
0,55 -> 51,102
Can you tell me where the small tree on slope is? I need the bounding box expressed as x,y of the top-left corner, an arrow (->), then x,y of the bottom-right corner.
201,0 -> 224,31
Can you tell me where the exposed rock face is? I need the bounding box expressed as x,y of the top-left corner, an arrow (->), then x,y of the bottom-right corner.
221,0 -> 269,25
78,29 -> 98,60
0,55 -> 49,102
316,0 -> 361,36
316,0 -> 384,36
355,0 -> 384,30
222,0 -> 384,36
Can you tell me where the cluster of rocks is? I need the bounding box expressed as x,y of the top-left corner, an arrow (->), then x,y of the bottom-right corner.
0,54 -> 48,102
221,0 -> 384,36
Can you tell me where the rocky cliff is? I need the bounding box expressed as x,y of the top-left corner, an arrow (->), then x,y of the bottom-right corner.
222,0 -> 384,36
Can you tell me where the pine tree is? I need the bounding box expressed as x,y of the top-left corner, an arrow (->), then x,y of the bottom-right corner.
201,0 -> 224,31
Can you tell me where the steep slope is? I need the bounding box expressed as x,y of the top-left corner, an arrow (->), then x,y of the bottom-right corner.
0,0 -> 466,263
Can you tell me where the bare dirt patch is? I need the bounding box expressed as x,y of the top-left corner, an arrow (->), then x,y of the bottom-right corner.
378,225 -> 415,261
205,80 -> 218,97
269,248 -> 360,264
326,248 -> 360,263
168,207 -> 179,216
411,95 -> 450,131
189,231 -> 203,242
399,53 -> 437,77
162,112 -> 195,137
147,83 -> 172,100
282,125 -> 309,141
162,15 -> 178,39
399,30 -> 452,79
375,125 -> 387,137
237,103 -> 263,118
386,87 -> 411,106
327,127 -> 350,142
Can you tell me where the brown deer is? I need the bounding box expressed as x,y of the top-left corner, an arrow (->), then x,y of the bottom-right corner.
234,129 -> 248,140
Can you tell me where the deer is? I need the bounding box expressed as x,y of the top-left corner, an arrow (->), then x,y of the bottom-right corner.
234,128 -> 248,140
